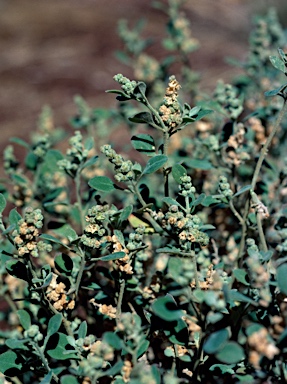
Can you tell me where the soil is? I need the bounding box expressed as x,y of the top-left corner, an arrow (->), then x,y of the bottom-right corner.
0,0 -> 286,158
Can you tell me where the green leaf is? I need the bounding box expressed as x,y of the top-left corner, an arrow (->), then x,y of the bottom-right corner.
201,196 -> 220,207
9,208 -> 22,227
52,224 -> 78,243
55,254 -> 74,275
129,112 -> 154,125
215,341 -> 245,364
47,333 -> 78,360
210,364 -> 235,374
103,332 -> 123,350
131,134 -> 156,156
84,137 -> 94,151
39,234 -> 70,249
25,152 -> 38,170
162,197 -> 180,206
191,193 -> 206,207
0,193 -> 7,214
82,156 -> 99,169
151,294 -> 184,322
40,371 -> 53,384
204,328 -> 229,354
9,137 -> 30,149
233,269 -> 249,286
269,55 -> 285,72
5,339 -> 29,351
185,158 -> 213,170
17,309 -> 31,330
120,205 -> 133,223
93,251 -> 126,262
6,259 -> 29,281
133,82 -> 147,99
264,83 -> 287,97
88,176 -> 115,192
171,164 -> 187,183
277,263 -> 287,295
0,350 -> 23,376
78,321 -> 87,339
137,339 -> 150,358
47,314 -> 63,339
60,375 -> 79,384
233,184 -> 251,198
142,155 -> 168,175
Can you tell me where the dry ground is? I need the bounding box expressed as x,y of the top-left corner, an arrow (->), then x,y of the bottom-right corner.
0,0 -> 286,156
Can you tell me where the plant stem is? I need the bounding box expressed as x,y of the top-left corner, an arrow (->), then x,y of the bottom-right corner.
256,212 -> 268,252
250,99 -> 287,192
75,171 -> 85,232
238,98 -> 287,259
191,250 -> 200,289
116,278 -> 125,326
229,200 -> 244,225
74,247 -> 86,297
33,342 -> 59,383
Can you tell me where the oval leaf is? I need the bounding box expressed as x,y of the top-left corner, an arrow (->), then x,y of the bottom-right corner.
151,295 -> 183,322
55,254 -> 74,275
204,328 -> 229,354
0,193 -> 6,214
6,259 -> 29,281
215,341 -> 245,364
88,176 -> 115,192
143,155 -> 168,175
277,263 -> 287,295
17,309 -> 31,330
131,134 -> 155,156
171,164 -> 187,184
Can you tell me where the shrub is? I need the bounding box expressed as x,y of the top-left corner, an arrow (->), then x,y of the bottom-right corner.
1,2 -> 287,383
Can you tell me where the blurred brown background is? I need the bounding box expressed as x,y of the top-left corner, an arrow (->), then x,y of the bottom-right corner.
0,0 -> 286,154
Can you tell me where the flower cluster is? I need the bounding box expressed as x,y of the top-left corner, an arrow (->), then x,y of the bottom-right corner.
57,131 -> 89,178
113,74 -> 137,97
23,325 -> 43,342
153,205 -> 209,248
178,175 -> 196,197
247,8 -> 284,76
246,238 -> 271,306
218,175 -> 233,199
46,274 -> 75,311
32,134 -> 51,158
81,204 -> 116,249
166,4 -> 199,55
248,326 -> 280,369
100,144 -> 136,182
223,122 -> 250,167
159,75 -> 182,130
134,53 -> 161,83
12,208 -> 51,257
214,80 -> 243,120
3,145 -> 19,175
78,337 -> 114,378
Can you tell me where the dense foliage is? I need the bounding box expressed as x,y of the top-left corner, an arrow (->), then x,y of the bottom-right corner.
1,1 -> 287,383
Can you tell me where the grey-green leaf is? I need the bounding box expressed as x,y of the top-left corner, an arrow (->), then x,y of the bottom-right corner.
215,341 -> 245,364
171,164 -> 187,183
131,134 -> 156,156
0,193 -> 6,214
269,55 -> 285,72
204,328 -> 229,354
142,155 -> 168,175
47,314 -> 63,339
88,176 -> 115,192
277,263 -> 287,295
17,309 -> 31,330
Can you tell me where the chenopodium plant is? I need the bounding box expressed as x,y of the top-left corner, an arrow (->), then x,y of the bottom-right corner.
1,45 -> 287,384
